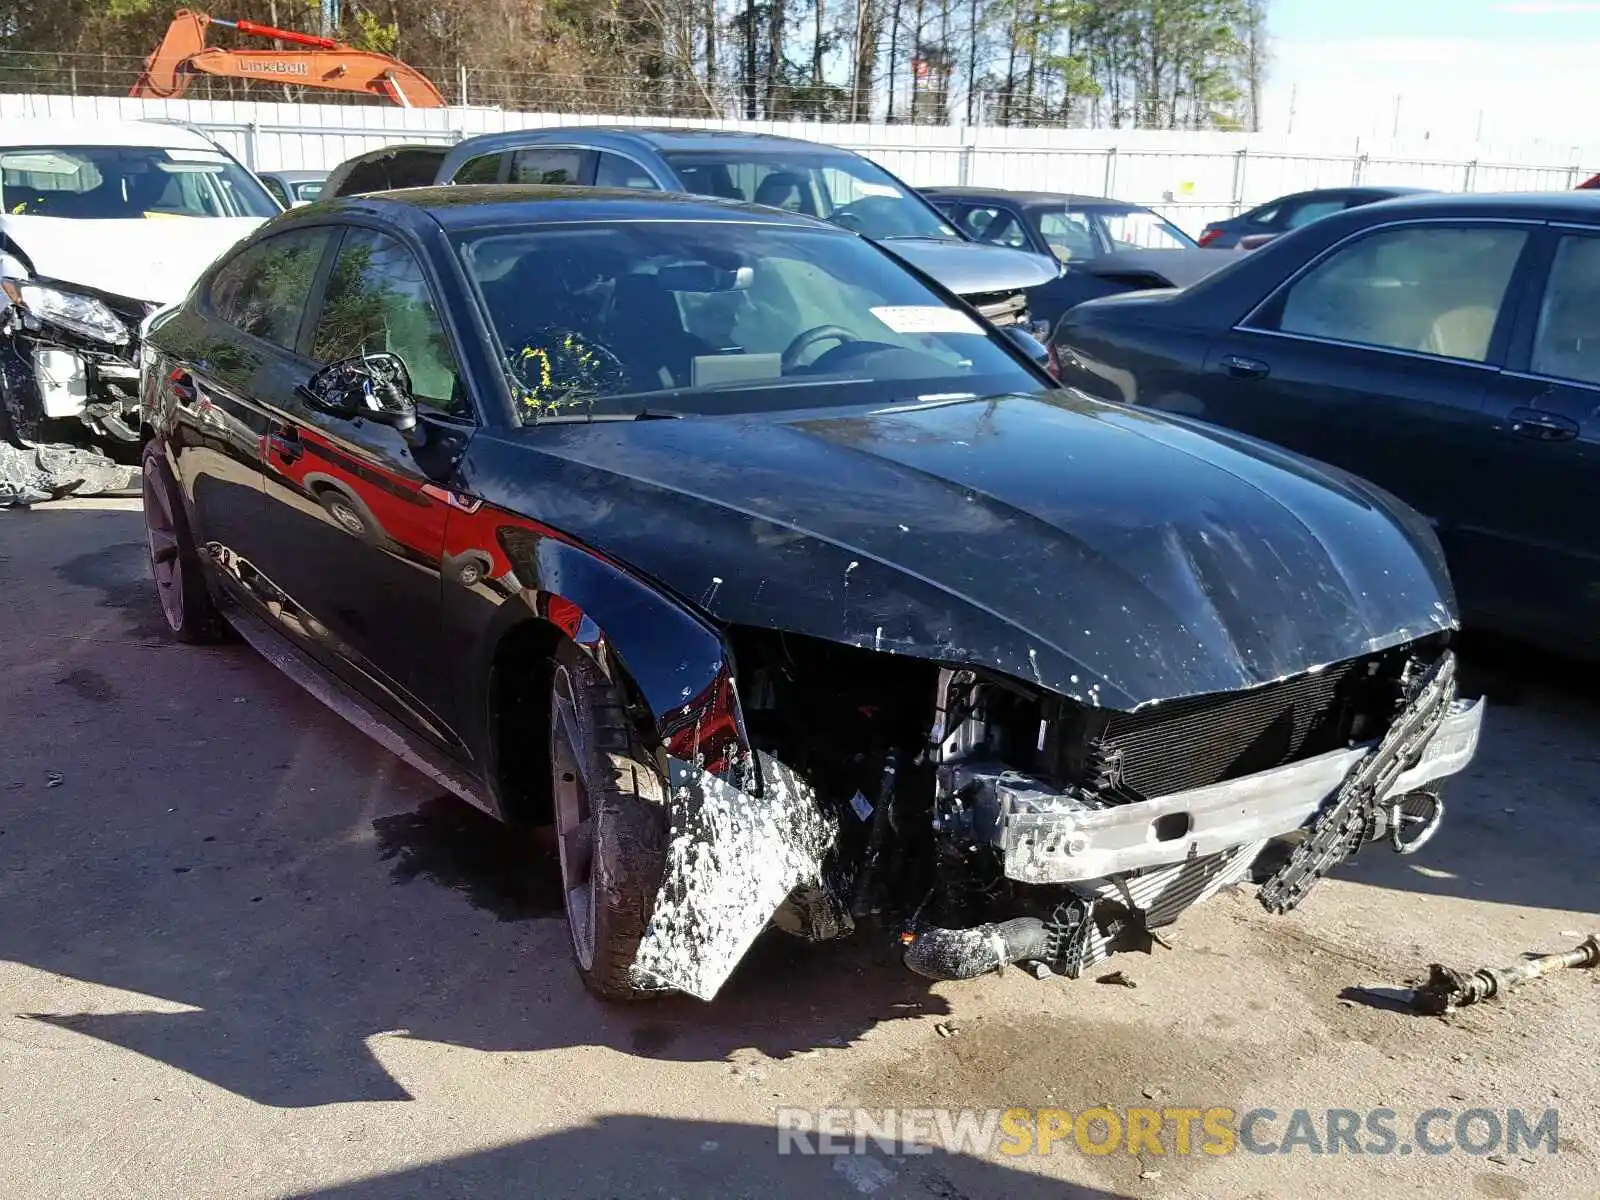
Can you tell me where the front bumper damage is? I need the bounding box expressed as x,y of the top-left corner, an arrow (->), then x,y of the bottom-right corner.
0,275 -> 151,505
630,642 -> 1484,1002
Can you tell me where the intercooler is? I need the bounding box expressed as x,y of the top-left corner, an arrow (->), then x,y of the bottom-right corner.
1091,657 -> 1371,801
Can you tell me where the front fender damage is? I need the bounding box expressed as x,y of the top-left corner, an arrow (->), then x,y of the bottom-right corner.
631,753 -> 840,1001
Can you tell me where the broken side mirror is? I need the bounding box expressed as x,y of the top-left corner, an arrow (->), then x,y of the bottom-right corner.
298,353 -> 418,432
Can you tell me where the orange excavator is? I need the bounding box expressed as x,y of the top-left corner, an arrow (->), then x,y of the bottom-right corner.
131,9 -> 445,107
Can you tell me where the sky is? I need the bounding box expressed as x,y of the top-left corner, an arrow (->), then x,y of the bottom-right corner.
1261,0 -> 1600,152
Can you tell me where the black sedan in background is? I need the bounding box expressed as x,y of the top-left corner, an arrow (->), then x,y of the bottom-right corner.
923,186 -> 1237,334
138,186 -> 1477,1004
1197,186 -> 1433,248
1056,190 -> 1600,656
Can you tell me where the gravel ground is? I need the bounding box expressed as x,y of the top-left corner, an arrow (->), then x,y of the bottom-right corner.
1,498 -> 1596,1200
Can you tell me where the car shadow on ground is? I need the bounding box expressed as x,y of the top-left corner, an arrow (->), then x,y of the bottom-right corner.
282,1115 -> 1134,1200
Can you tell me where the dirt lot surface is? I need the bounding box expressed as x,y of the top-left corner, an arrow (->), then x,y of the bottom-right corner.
2,498 -> 1596,1199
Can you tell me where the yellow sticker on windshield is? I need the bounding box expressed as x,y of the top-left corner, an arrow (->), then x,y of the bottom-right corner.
870,306 -> 983,335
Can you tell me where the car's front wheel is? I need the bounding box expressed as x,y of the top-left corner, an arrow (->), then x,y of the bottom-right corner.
141,441 -> 227,644
548,643 -> 669,1000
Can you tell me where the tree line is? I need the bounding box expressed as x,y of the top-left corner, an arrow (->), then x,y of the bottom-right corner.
0,0 -> 1270,128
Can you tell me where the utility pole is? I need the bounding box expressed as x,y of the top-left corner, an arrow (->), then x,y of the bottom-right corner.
964,0 -> 977,125
746,0 -> 758,118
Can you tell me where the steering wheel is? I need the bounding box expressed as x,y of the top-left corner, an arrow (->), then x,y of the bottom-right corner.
782,324 -> 859,372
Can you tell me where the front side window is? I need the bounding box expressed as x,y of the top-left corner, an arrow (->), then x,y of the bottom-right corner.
1530,234 -> 1600,386
661,149 -> 960,241
1091,208 -> 1194,251
458,221 -> 1042,422
0,145 -> 277,219
509,149 -> 588,185
1037,210 -> 1099,262
1264,224 -> 1528,363
208,227 -> 334,349
311,228 -> 465,416
955,206 -> 1030,250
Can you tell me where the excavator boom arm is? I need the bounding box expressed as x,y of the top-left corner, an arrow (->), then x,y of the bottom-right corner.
131,8 -> 445,108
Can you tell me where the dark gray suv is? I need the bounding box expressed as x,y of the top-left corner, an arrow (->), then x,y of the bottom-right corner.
325,126 -> 1061,332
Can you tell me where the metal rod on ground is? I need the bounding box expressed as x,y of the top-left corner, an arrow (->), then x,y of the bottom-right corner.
1413,934 -> 1600,1015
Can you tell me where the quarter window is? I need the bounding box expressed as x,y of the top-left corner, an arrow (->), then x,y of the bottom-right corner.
1530,234 -> 1600,386
1264,225 -> 1528,363
310,229 -> 466,417
208,227 -> 333,350
594,153 -> 658,190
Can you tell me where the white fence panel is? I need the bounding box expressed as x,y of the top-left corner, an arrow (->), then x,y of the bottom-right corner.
4,92 -> 1597,236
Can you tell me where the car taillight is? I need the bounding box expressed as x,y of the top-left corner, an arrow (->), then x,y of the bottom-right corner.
1198,228 -> 1223,247
1046,341 -> 1061,380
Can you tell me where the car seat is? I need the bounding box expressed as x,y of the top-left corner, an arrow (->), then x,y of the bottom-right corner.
752,172 -> 815,216
607,274 -> 717,389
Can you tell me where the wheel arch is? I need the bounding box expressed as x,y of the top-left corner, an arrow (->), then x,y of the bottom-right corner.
470,536 -> 745,827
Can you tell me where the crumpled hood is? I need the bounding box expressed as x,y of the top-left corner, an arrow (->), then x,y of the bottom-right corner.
881,237 -> 1060,295
500,391 -> 1457,711
0,214 -> 261,304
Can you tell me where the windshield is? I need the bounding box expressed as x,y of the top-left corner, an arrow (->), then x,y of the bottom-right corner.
293,180 -> 324,203
0,145 -> 277,219
1090,208 -> 1197,252
457,221 -> 1041,423
660,150 -> 961,242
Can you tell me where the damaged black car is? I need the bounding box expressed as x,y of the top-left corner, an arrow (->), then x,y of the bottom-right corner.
138,185 -> 1484,1002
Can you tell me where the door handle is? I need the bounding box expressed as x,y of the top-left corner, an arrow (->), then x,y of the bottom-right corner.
1509,408 -> 1578,442
1221,354 -> 1270,380
268,424 -> 304,464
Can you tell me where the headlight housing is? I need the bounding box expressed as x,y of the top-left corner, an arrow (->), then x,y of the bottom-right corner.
3,280 -> 128,345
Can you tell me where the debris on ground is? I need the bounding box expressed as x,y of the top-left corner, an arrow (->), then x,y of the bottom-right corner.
0,442 -> 140,508
1412,934 -> 1599,1015
1096,970 -> 1138,988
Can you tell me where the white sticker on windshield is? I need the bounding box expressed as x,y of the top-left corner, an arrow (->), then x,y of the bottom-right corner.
870,306 -> 983,335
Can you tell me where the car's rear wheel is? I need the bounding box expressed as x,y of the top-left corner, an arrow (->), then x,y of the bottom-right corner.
141,441 -> 227,644
548,643 -> 669,1000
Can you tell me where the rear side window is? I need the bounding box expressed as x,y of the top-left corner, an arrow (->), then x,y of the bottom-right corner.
1530,234 -> 1600,386
207,227 -> 333,349
1283,198 -> 1346,230
1260,224 -> 1528,363
260,176 -> 288,207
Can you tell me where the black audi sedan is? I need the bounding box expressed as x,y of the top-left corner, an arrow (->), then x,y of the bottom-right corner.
1055,190 -> 1600,657
138,187 -> 1482,1003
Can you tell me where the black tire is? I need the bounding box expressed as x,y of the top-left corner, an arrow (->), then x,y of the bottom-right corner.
315,484 -> 385,546
141,440 -> 228,644
548,643 -> 670,1000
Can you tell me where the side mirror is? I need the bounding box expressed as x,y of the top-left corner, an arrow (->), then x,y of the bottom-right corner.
299,353 -> 417,432
998,323 -> 1050,368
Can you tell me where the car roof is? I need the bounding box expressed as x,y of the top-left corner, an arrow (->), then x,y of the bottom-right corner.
318,183 -> 850,232
920,186 -> 1142,209
0,117 -> 225,152
1336,190 -> 1600,221
450,125 -> 867,157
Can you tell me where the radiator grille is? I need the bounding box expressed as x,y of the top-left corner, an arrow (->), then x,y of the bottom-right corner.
1093,659 -> 1367,800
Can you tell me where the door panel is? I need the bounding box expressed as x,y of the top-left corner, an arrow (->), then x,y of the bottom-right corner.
253,225 -> 476,749
1476,229 -> 1600,647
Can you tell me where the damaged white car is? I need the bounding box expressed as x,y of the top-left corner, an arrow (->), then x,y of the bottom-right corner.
1,119 -> 273,499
